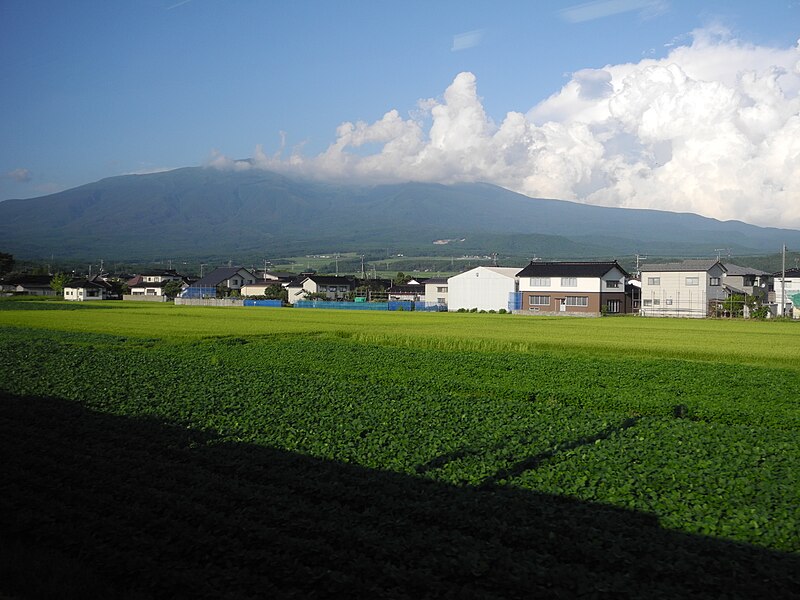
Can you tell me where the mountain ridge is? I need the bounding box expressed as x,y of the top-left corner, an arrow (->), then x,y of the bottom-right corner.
1,166 -> 798,261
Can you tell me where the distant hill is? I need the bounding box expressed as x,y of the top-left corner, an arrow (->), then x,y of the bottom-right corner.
1,166 -> 798,261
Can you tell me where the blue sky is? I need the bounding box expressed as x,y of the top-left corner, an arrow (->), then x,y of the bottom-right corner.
2,0 -> 799,227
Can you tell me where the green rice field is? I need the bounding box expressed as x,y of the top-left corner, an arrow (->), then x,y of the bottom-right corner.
1,298 -> 799,598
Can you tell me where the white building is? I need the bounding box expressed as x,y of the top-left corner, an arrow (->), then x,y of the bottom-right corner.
639,260 -> 727,318
773,268 -> 800,317
285,275 -> 357,304
423,277 -> 449,308
447,266 -> 521,312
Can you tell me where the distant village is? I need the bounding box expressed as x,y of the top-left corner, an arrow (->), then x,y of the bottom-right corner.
2,253 -> 798,319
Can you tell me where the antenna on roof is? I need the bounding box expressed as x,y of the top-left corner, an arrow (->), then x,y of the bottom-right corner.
714,248 -> 731,261
635,254 -> 647,278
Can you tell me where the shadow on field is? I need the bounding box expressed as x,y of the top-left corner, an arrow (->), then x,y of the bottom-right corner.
1,393 -> 798,600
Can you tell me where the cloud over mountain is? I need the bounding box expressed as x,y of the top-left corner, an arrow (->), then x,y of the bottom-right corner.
211,27 -> 800,229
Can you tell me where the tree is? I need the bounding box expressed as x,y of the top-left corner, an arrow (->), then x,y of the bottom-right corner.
50,272 -> 71,295
393,271 -> 412,285
720,293 -> 746,318
263,284 -> 288,302
0,252 -> 13,277
162,280 -> 184,298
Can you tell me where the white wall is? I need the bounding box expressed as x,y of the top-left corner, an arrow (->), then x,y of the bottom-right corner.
640,268 -> 725,317
424,282 -> 449,306
447,267 -> 519,312
774,275 -> 799,316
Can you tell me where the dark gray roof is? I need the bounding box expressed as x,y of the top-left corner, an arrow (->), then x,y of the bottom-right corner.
773,267 -> 800,278
516,261 -> 628,278
193,267 -> 255,287
66,278 -> 112,290
640,260 -> 724,273
722,263 -> 769,276
423,277 -> 448,285
388,284 -> 425,293
288,275 -> 357,287
723,283 -> 746,295
7,275 -> 53,286
140,269 -> 181,277
130,280 -> 187,289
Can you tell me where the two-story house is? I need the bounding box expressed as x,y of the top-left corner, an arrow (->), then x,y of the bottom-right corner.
721,263 -> 771,302
127,269 -> 188,298
423,277 -> 449,309
64,276 -> 115,301
285,275 -> 357,303
639,260 -> 727,317
772,267 -> 800,317
183,267 -> 257,298
515,261 -> 630,315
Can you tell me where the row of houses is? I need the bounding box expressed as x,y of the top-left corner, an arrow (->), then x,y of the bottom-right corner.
171,260 -> 798,317
450,260 -> 799,317
16,258 -> 797,318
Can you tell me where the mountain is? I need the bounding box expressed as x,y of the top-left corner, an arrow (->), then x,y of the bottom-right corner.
1,166 -> 798,261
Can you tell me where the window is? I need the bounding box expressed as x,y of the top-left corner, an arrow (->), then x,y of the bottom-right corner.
606,299 -> 620,313
653,299 -> 661,305
561,277 -> 577,287
685,277 -> 699,286
665,299 -> 673,305
530,277 -> 550,287
643,299 -> 652,306
565,296 -> 588,306
710,277 -> 721,286
647,277 -> 660,285
605,280 -> 620,288
437,286 -> 447,293
437,297 -> 446,304
529,295 -> 550,306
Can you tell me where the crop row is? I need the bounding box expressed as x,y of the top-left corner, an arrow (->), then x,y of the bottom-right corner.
1,327 -> 798,553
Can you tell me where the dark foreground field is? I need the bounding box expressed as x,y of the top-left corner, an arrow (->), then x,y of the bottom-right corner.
2,392 -> 799,600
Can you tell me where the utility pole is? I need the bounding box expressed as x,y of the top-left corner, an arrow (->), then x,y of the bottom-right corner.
635,254 -> 647,278
781,244 -> 787,317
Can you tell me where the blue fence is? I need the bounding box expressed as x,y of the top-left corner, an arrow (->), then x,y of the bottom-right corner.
180,286 -> 217,299
243,299 -> 283,308
294,301 -> 390,310
508,292 -> 523,312
293,300 -> 447,311
413,301 -> 447,312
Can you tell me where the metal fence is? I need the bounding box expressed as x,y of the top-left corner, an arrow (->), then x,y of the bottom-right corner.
243,299 -> 283,308
293,300 -> 446,311
294,301 -> 390,310
180,286 -> 217,299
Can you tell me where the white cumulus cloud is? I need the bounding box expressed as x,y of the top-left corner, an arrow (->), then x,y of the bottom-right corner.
211,28 -> 800,229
